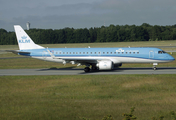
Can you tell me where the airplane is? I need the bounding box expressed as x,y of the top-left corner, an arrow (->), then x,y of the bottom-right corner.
9,25 -> 175,72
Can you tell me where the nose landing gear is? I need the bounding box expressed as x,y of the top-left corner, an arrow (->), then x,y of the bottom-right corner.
153,66 -> 157,70
153,63 -> 158,70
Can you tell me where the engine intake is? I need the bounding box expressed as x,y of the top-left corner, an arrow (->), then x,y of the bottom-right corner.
96,61 -> 114,70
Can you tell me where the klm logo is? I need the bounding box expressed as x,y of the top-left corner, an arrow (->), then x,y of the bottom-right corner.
18,36 -> 30,43
116,48 -> 124,52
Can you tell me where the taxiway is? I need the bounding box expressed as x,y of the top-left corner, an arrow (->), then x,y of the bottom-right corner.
0,67 -> 176,76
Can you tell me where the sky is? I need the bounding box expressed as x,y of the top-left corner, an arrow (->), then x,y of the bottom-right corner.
0,0 -> 176,31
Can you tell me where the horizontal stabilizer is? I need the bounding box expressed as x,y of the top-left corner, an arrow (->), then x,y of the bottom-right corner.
3,50 -> 30,55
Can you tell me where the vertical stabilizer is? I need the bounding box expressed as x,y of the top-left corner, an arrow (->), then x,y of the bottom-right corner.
14,25 -> 44,50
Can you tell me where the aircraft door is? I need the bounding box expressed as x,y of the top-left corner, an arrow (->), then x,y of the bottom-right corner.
149,51 -> 154,58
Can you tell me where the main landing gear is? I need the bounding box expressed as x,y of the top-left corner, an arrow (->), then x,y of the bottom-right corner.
84,67 -> 90,72
84,64 -> 98,72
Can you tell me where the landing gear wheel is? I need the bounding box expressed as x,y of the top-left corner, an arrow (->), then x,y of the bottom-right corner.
91,66 -> 98,70
153,63 -> 158,71
84,67 -> 90,72
153,67 -> 157,70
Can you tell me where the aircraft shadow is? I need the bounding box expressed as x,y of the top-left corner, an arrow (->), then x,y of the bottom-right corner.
79,67 -> 176,74
119,67 -> 176,70
38,66 -> 82,71
37,67 -> 176,74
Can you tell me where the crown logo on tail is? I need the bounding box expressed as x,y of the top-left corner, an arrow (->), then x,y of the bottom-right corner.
21,36 -> 27,39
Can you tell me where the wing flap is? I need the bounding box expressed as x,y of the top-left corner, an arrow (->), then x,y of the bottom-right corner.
60,58 -> 97,64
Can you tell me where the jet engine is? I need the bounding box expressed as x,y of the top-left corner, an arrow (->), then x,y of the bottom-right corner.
96,61 -> 114,70
114,63 -> 122,68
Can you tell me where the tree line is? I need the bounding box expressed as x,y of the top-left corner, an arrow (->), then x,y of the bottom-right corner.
1,23 -> 176,45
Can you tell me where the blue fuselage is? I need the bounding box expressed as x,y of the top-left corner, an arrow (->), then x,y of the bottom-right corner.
19,47 -> 175,64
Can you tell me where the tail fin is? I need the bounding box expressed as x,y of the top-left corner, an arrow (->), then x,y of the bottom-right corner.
14,25 -> 44,50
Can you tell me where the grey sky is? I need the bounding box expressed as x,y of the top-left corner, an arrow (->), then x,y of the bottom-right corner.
0,0 -> 176,31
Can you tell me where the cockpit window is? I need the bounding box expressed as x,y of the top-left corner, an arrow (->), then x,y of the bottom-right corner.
158,51 -> 166,54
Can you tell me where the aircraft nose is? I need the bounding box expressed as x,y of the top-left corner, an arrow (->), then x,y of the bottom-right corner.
168,55 -> 175,61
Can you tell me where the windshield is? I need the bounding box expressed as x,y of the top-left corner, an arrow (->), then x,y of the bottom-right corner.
158,51 -> 166,54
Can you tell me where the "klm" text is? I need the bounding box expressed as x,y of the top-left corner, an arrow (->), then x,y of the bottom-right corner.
19,40 -> 30,43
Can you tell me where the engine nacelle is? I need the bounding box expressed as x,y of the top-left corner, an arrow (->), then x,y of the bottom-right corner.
96,61 -> 114,70
114,63 -> 122,68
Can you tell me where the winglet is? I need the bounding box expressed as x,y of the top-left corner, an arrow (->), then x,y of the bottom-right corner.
14,25 -> 44,50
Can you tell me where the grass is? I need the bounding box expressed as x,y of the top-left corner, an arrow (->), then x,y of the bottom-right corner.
0,75 -> 176,120
1,40 -> 176,50
41,40 -> 176,48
